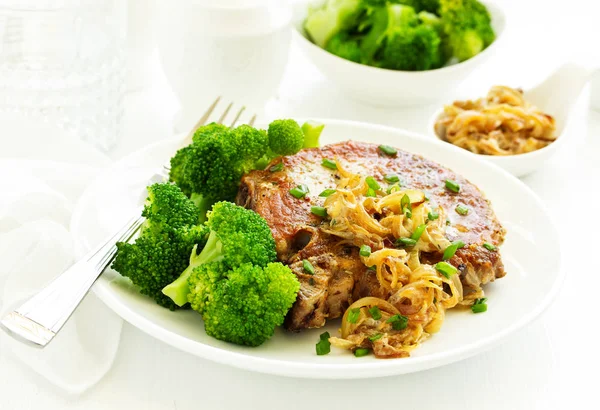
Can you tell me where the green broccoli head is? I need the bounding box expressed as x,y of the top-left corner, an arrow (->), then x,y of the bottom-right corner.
141,183 -> 202,234
112,226 -> 208,309
112,182 -> 208,309
180,131 -> 242,202
439,0 -> 495,62
267,119 -> 305,156
325,32 -> 363,63
188,261 -> 300,346
360,3 -> 419,62
191,122 -> 230,144
162,201 -> 278,307
230,125 -> 270,171
206,201 -> 277,267
381,24 -> 441,71
169,121 -> 306,209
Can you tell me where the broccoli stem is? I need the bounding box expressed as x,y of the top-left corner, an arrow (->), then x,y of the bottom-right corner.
301,121 -> 325,148
162,230 -> 224,306
190,193 -> 215,224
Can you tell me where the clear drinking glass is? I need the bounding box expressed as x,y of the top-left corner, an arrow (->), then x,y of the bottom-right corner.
0,0 -> 126,152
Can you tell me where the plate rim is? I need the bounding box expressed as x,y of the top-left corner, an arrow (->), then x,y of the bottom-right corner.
71,118 -> 564,378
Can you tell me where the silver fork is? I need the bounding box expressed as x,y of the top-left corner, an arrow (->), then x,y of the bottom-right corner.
0,98 -> 257,347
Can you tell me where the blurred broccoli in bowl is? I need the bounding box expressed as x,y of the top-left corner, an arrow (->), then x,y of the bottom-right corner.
304,0 -> 495,71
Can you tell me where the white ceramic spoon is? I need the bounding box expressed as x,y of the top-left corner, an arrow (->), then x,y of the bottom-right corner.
429,63 -> 595,177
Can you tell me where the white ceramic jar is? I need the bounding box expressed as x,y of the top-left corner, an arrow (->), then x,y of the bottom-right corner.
155,0 -> 292,131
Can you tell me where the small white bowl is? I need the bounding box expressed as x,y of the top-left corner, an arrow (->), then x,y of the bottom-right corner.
428,110 -> 565,178
426,63 -> 593,177
293,0 -> 506,107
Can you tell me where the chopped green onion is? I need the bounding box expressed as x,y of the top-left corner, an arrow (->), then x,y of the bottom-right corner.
319,188 -> 336,197
347,308 -> 361,324
483,242 -> 497,251
400,193 -> 410,208
384,174 -> 400,184
471,298 -> 488,314
424,192 -> 431,201
396,237 -> 417,247
366,188 -> 376,197
445,180 -> 460,193
455,204 -> 469,215
446,219 -> 451,226
311,206 -> 328,217
386,314 -> 408,330
435,261 -> 458,278
379,145 -> 397,156
359,245 -> 372,257
354,348 -> 370,357
411,224 -> 427,241
401,194 -> 412,218
442,240 -> 466,261
368,306 -> 382,320
303,259 -> 315,275
428,211 -> 439,221
387,184 -> 401,194
321,158 -> 337,170
316,332 -> 331,355
368,333 -> 383,342
367,265 -> 377,271
289,184 -> 309,199
366,176 -> 381,191
269,162 -> 284,172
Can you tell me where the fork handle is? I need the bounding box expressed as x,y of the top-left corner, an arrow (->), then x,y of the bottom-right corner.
0,208 -> 144,347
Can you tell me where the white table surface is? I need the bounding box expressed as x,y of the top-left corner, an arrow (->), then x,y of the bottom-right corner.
2,0 -> 600,408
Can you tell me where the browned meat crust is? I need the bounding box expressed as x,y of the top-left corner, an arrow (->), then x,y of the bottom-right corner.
237,141 -> 506,331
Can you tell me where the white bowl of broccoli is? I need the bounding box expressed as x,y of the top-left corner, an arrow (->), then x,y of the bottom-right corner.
293,0 -> 506,107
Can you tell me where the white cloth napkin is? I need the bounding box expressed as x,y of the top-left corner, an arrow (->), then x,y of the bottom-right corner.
0,116 -> 124,394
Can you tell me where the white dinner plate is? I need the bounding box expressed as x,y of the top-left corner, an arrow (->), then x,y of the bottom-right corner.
71,119 -> 563,379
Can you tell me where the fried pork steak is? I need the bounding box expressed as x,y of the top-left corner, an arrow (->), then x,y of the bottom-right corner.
237,141 -> 506,331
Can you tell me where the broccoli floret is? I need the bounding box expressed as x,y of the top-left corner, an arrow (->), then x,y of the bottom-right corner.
169,123 -> 270,205
325,31 -> 363,63
112,228 -> 207,309
439,0 -> 495,62
187,261 -> 299,346
381,24 -> 441,71
112,183 -> 208,309
230,125 -> 270,172
141,183 -> 202,234
360,3 -> 419,62
191,122 -> 230,143
169,121 -> 307,215
162,201 -> 278,307
304,0 -> 364,48
418,10 -> 451,68
301,121 -> 325,148
267,119 -> 305,156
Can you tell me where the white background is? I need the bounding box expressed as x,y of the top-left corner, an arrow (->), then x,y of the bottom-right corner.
1,0 -> 600,409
